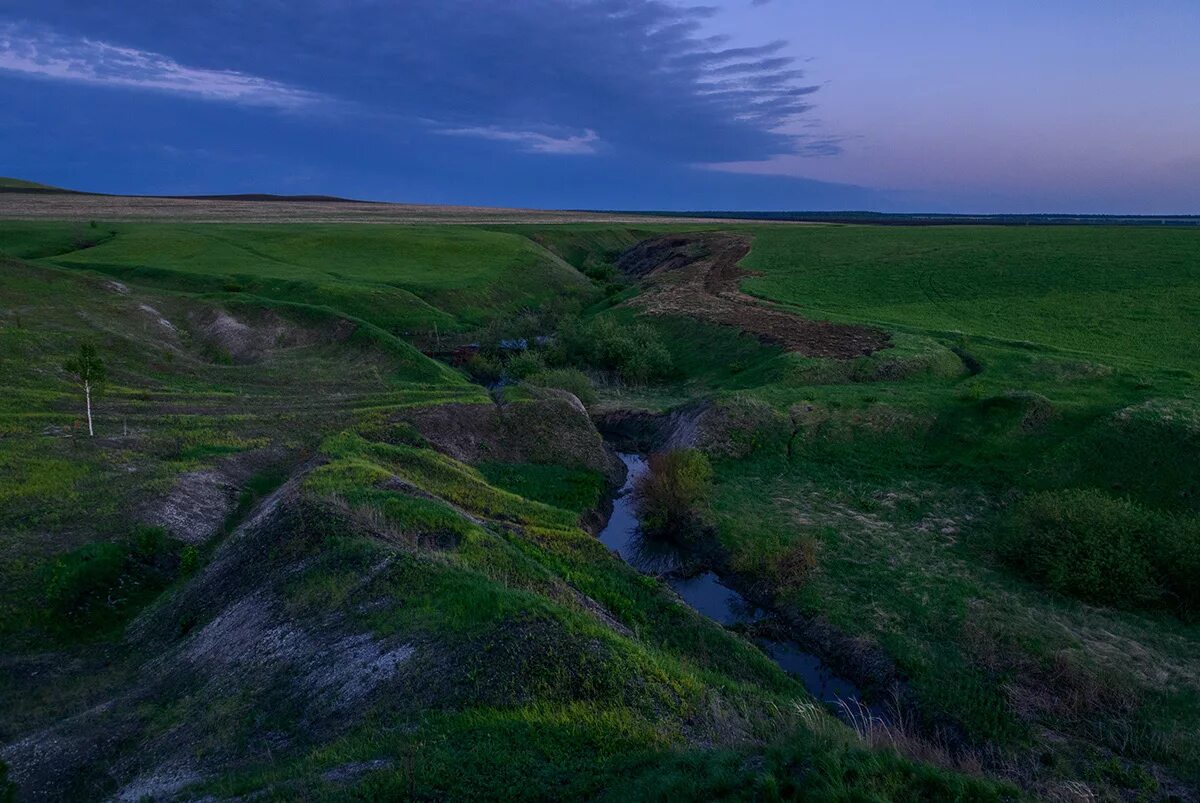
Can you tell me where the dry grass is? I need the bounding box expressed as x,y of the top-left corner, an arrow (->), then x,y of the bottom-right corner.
0,192 -> 725,224
836,695 -> 999,783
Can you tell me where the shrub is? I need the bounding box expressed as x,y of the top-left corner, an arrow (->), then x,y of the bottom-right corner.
769,536 -> 820,592
133,523 -> 169,556
476,309 -> 544,352
464,352 -> 502,383
180,545 -> 201,576
1153,516 -> 1200,615
633,449 -> 713,536
505,350 -> 546,380
1056,400 -> 1200,513
557,316 -> 673,385
582,262 -> 619,283
1002,490 -> 1159,607
525,368 -> 597,407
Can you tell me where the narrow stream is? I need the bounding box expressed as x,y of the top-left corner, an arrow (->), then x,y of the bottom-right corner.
600,453 -> 874,715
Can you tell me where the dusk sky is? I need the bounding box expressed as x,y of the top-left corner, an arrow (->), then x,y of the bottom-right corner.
1,1 -> 1197,213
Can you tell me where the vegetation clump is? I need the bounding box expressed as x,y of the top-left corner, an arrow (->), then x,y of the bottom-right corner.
556,315 -> 673,385
768,535 -> 821,593
525,368 -> 597,407
1003,489 -> 1200,614
633,449 -> 713,537
42,525 -> 190,632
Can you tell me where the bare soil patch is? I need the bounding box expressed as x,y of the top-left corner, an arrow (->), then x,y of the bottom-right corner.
144,446 -> 291,544
620,233 -> 890,359
397,397 -> 624,484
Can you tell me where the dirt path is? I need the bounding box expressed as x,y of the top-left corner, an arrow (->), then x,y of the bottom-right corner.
619,233 -> 890,359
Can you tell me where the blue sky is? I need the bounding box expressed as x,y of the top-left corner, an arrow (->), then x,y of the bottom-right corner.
1,1 -> 1197,213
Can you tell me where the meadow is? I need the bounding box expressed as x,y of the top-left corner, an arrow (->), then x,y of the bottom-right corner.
741,224 -> 1200,371
0,214 -> 1197,800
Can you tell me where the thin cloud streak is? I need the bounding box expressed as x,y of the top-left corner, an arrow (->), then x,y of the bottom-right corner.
0,23 -> 324,110
438,126 -> 602,155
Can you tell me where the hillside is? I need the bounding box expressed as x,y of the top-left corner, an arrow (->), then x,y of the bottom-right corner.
0,178 -> 71,192
0,218 -> 1197,801
0,182 -> 713,225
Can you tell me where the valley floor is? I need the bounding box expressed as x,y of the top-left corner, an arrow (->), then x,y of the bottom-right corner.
0,217 -> 1197,800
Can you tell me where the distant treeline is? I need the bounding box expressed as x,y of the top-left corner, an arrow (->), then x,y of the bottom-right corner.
618,210 -> 1200,227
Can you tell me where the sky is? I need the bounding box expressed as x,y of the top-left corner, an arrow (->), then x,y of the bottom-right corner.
0,1 -> 1197,213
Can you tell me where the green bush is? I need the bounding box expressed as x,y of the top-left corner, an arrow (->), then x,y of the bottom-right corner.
525,368 -> 597,407
464,352 -> 502,383
1001,489 -> 1200,611
505,350 -> 546,380
556,316 -> 673,385
180,545 -> 201,576
633,449 -> 713,536
1153,516 -> 1200,614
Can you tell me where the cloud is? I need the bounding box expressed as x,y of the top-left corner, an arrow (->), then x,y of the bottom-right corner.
0,22 -> 323,110
438,126 -> 601,155
6,0 -> 834,164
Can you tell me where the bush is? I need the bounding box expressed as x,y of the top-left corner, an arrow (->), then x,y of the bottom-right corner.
505,350 -> 546,380
1002,490 -> 1170,608
582,262 -> 618,283
633,449 -> 713,536
180,545 -> 201,576
769,536 -> 820,592
557,316 -> 672,385
476,309 -> 545,352
465,352 -> 502,383
1153,516 -> 1200,614
525,368 -> 597,407
1056,400 -> 1200,513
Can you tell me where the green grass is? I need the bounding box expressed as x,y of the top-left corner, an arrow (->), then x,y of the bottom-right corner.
476,462 -> 606,514
3,218 -> 1198,800
741,225 -> 1200,372
571,223 -> 1200,794
204,702 -> 1012,802
0,222 -> 597,333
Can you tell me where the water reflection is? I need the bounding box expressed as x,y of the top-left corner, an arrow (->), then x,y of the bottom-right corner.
600,452 -> 875,713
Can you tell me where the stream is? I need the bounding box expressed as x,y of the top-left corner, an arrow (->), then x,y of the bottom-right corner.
600,453 -> 877,716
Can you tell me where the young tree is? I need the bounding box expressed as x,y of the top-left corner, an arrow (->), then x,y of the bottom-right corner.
63,342 -> 106,437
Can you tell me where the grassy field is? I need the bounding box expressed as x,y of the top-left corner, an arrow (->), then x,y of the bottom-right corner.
569,223 -> 1200,799
1,215 -> 1197,800
742,225 -> 1200,372
0,222 -> 600,333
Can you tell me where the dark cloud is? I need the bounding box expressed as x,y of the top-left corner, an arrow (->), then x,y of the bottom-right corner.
6,0 -> 828,164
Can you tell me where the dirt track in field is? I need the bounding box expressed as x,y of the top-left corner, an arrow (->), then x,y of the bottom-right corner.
620,232 -> 891,359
